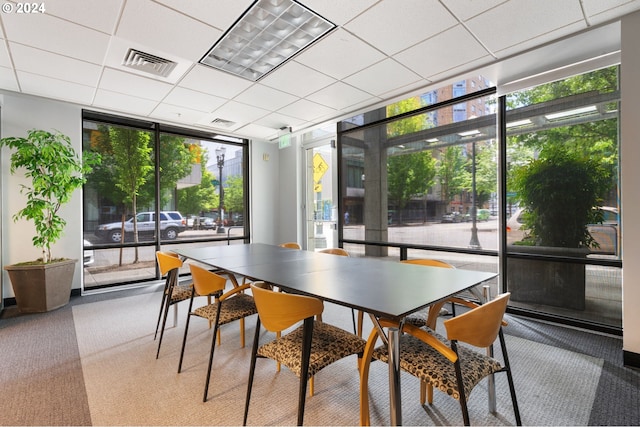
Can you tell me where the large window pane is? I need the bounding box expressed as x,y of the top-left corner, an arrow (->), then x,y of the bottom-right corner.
505,66 -> 621,327
341,91 -> 498,254
82,115 -> 249,291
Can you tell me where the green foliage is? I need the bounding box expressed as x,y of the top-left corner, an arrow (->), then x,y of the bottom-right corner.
438,146 -> 470,204
177,167 -> 218,215
1,129 -> 99,262
223,175 -> 245,215
387,151 -> 436,219
512,147 -> 611,248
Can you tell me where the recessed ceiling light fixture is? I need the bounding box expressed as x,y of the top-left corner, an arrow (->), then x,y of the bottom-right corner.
200,0 -> 335,81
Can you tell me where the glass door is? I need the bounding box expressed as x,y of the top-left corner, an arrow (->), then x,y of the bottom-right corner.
304,140 -> 337,251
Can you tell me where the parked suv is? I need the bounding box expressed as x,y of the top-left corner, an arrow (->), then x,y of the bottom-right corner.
95,211 -> 186,243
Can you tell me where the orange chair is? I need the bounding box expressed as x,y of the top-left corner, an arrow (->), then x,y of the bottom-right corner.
243,282 -> 365,426
319,248 -> 357,333
155,251 -> 193,359
400,258 -> 457,327
178,264 -> 257,402
279,242 -> 302,249
359,293 -> 521,426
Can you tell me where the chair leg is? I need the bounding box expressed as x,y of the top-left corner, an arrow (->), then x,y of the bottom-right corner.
177,294 -> 196,373
154,279 -> 170,340
452,343 -> 471,426
203,302 -> 223,402
243,317 -> 262,426
156,270 -> 178,358
351,308 -> 357,335
499,330 -> 522,425
296,317 -> 314,426
357,310 -> 364,337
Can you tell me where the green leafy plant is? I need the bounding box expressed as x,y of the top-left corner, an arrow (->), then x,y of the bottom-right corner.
512,147 -> 611,248
0,129 -> 99,263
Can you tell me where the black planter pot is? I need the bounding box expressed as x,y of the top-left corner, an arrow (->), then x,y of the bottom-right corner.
507,245 -> 588,311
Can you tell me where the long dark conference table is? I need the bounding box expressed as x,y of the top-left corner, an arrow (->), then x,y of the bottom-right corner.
173,243 -> 497,425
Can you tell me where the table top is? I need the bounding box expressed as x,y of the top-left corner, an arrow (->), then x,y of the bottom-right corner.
174,243 -> 497,321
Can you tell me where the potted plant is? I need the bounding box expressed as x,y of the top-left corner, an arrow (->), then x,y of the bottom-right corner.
1,129 -> 98,312
508,147 -> 611,310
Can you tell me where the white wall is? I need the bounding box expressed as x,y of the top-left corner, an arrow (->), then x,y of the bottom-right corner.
620,11 -> 640,357
274,137 -> 303,246
1,94 -> 84,294
249,138 -> 280,244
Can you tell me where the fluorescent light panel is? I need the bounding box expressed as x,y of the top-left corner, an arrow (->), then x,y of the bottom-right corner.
545,105 -> 597,120
506,119 -> 532,128
200,0 -> 335,81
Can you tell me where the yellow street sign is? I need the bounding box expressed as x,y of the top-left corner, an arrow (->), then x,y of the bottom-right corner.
313,153 -> 329,183
314,183 -> 322,192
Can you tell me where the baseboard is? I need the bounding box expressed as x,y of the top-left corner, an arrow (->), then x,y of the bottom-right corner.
623,350 -> 640,369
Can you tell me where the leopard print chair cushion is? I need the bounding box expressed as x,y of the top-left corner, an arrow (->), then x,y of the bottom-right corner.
258,321 -> 366,378
193,293 -> 257,325
373,327 -> 502,401
169,284 -> 192,304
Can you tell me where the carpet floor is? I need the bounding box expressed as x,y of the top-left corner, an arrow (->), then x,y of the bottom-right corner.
1,284 -> 638,426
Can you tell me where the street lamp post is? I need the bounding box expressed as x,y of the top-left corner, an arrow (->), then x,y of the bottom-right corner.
216,146 -> 226,234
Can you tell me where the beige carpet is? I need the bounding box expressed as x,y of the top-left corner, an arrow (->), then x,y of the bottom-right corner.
72,291 -> 603,426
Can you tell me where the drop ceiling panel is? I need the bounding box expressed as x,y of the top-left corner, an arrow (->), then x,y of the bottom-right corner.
254,112 -> 307,131
178,65 -> 253,100
0,66 -> 19,92
279,98 -> 337,122
210,100 -> 271,125
299,0 -> 379,26
260,61 -> 335,97
1,13 -> 110,64
10,43 -> 102,87
0,0 -> 639,140
93,89 -> 159,116
293,28 -> 386,80
116,0 -> 222,61
234,85 -> 299,112
151,103 -> 208,125
42,0 -> 123,34
0,39 -> 13,68
345,0 -> 458,55
395,25 -> 490,79
17,71 -> 95,104
465,0 -> 586,54
163,86 -> 227,112
344,59 -> 424,96
99,68 -> 174,102
154,0 -> 253,31
441,0 -> 506,22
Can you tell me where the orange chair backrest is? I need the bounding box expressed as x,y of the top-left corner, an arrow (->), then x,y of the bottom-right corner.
279,242 -> 301,249
401,258 -> 453,269
444,293 -> 510,348
156,251 -> 183,276
250,283 -> 323,333
320,248 -> 349,257
189,264 -> 227,296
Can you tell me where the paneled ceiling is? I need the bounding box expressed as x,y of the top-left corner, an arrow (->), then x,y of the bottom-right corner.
1,0 -> 639,140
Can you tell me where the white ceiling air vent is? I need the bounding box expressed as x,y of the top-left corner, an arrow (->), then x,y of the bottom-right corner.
122,49 -> 177,78
209,118 -> 236,128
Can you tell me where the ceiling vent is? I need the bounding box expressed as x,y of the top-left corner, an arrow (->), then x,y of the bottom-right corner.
122,48 -> 177,77
209,118 -> 236,128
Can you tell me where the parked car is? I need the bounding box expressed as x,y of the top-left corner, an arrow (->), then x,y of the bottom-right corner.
441,212 -> 466,223
83,239 -> 94,266
506,206 -> 619,254
477,209 -> 491,221
95,211 -> 186,243
200,216 -> 216,229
